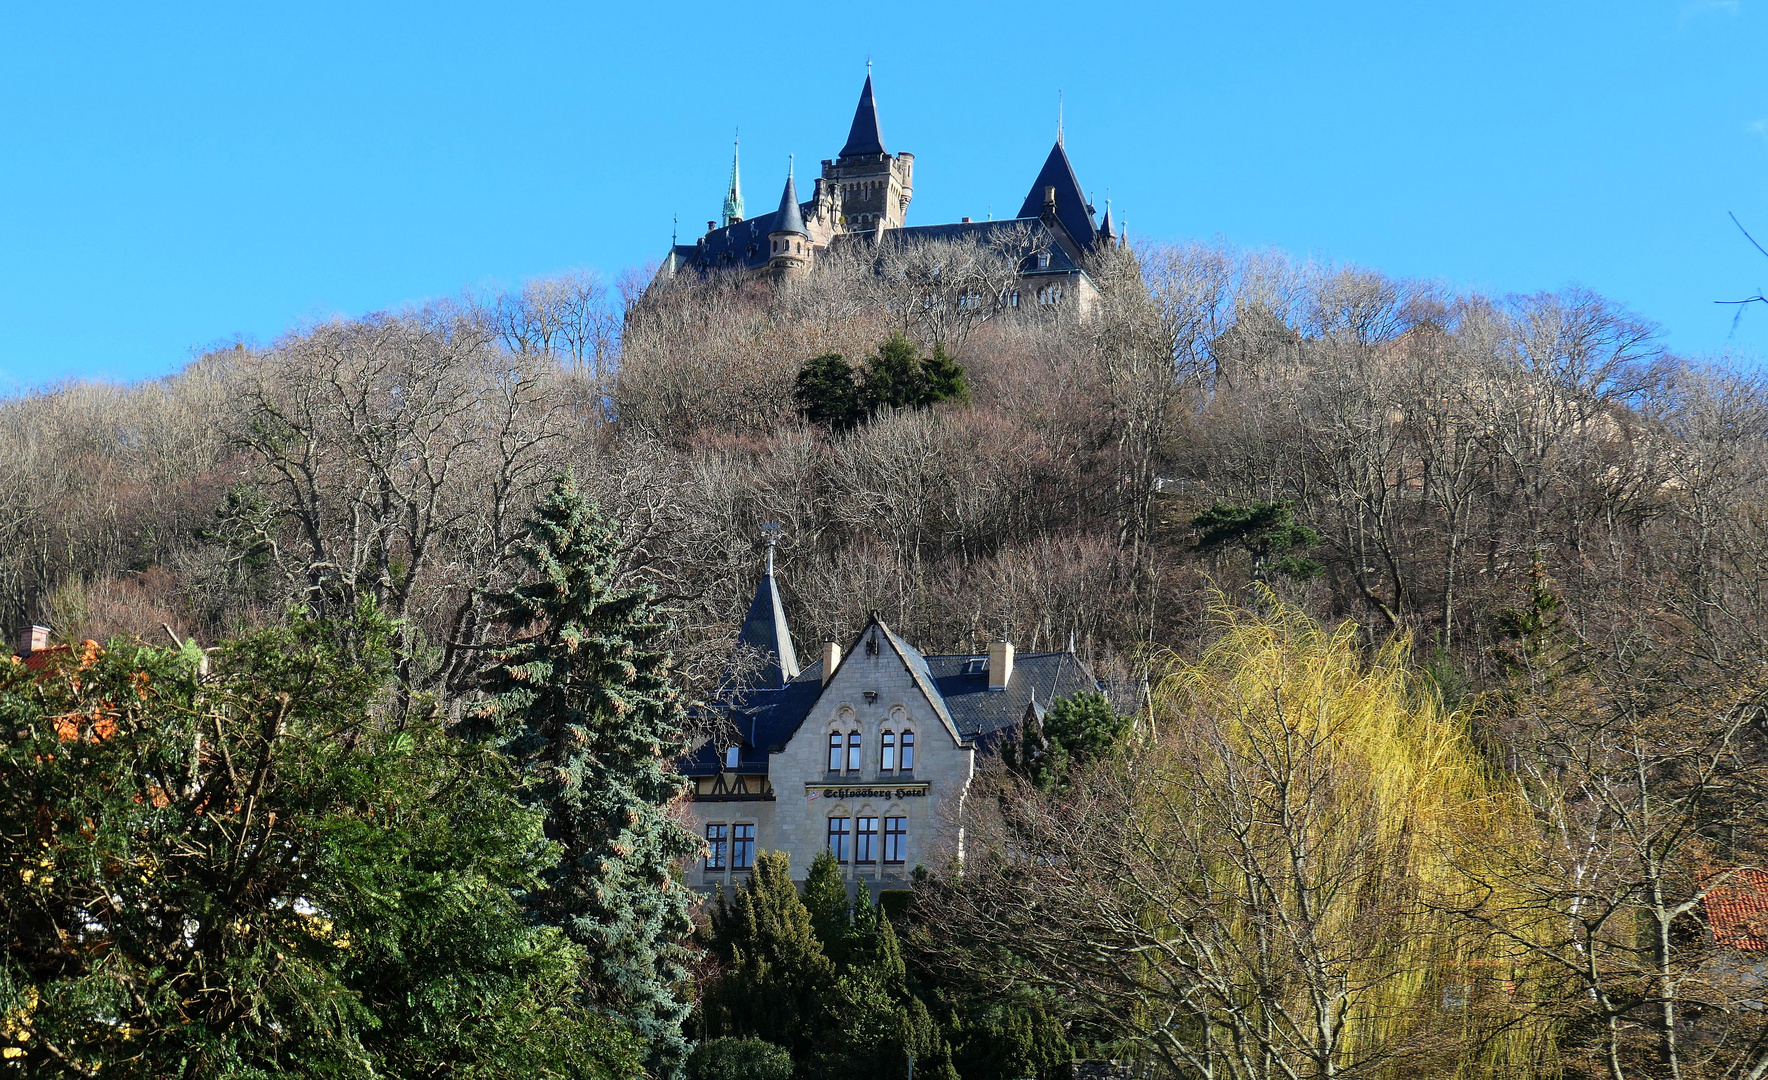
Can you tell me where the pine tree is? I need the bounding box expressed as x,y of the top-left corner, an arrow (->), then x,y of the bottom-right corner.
793,352 -> 865,431
919,341 -> 969,405
801,849 -> 853,966
476,472 -> 699,1076
1003,691 -> 1130,793
862,333 -> 930,411
702,851 -> 833,1067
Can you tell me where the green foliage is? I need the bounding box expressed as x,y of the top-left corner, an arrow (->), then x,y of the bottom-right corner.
801,850 -> 853,967
944,999 -> 1070,1080
793,353 -> 865,431
700,851 -> 833,1066
473,472 -> 699,1076
793,335 -> 969,431
0,607 -> 639,1079
1192,499 -> 1322,583
686,1037 -> 794,1080
1002,690 -> 1130,793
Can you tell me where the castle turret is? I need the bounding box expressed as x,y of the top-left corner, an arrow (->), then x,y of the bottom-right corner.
768,165 -> 811,280
820,72 -> 914,234
1099,199 -> 1118,246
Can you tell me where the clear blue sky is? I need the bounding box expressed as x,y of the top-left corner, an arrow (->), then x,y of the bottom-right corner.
2,1 -> 1765,389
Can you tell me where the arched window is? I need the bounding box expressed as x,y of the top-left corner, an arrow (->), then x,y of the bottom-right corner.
881,730 -> 896,772
828,731 -> 844,772
900,729 -> 915,771
846,730 -> 863,773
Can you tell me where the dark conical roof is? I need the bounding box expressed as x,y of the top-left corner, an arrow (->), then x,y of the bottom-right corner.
1015,140 -> 1098,250
736,566 -> 799,689
1099,201 -> 1117,240
838,74 -> 887,158
772,170 -> 807,236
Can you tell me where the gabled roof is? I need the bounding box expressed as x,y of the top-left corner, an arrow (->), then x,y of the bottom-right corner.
1014,140 -> 1098,251
838,74 -> 887,158
885,219 -> 1085,276
735,569 -> 799,689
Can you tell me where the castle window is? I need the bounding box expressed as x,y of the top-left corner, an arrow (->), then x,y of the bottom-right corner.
958,292 -> 981,310
900,730 -> 915,771
881,730 -> 896,772
829,732 -> 844,772
827,815 -> 851,862
1036,251 -> 1051,269
856,816 -> 879,863
732,823 -> 755,870
706,824 -> 727,871
1008,291 -> 1020,308
725,745 -> 740,769
884,816 -> 907,864
1038,285 -> 1063,306
847,731 -> 863,773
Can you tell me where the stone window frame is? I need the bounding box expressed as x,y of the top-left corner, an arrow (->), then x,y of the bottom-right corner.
705,823 -> 728,871
731,822 -> 756,870
828,707 -> 862,776
883,812 -> 909,865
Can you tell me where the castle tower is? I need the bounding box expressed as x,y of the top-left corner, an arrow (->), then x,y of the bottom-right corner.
818,73 -> 913,234
721,136 -> 744,227
767,165 -> 811,281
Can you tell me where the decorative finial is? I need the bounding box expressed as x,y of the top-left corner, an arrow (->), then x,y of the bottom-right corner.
761,522 -> 783,576
672,213 -> 678,246
788,153 -> 794,179
1057,91 -> 1064,147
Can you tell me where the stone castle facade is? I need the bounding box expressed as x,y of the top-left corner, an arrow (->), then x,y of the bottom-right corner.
657,75 -> 1120,312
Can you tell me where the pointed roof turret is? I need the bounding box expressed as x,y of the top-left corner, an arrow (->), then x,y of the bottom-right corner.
721,135 -> 744,227
735,526 -> 799,689
1099,199 -> 1117,243
772,165 -> 807,237
1015,140 -> 1098,250
838,73 -> 887,158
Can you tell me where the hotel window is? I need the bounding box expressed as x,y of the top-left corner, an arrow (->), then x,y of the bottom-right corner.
829,732 -> 844,772
732,823 -> 755,870
705,824 -> 727,871
1008,290 -> 1020,308
856,816 -> 879,863
1036,251 -> 1051,269
900,730 -> 915,771
724,745 -> 740,769
846,731 -> 863,773
884,816 -> 907,864
881,730 -> 897,772
827,816 -> 851,862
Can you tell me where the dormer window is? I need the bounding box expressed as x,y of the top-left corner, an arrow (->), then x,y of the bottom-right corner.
725,745 -> 740,769
1036,251 -> 1051,270
962,657 -> 987,676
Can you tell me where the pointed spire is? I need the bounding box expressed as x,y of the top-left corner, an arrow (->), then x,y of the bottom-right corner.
773,163 -> 807,237
736,524 -> 799,689
838,72 -> 887,158
721,133 -> 744,227
1057,90 -> 1064,148
1099,198 -> 1117,242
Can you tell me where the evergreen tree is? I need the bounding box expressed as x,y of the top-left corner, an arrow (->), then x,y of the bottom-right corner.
1003,690 -> 1130,793
475,473 -> 699,1076
0,607 -> 640,1079
793,352 -> 865,431
919,341 -> 969,405
1191,499 -> 1322,583
862,333 -> 929,411
686,1037 -> 794,1080
701,851 -> 833,1068
801,850 -> 854,967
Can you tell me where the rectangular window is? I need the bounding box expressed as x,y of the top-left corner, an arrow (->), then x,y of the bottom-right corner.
705,824 -> 727,871
732,823 -> 755,870
856,817 -> 878,863
884,817 -> 907,864
827,816 -> 851,862
829,732 -> 843,772
881,731 -> 896,772
725,745 -> 740,769
847,731 -> 862,773
900,730 -> 915,771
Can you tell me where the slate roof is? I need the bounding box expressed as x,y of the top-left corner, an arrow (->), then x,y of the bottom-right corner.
683,578 -> 1125,776
886,219 -> 1085,276
839,74 -> 887,158
670,215 -> 1087,278
1706,869 -> 1768,950
1015,140 -> 1098,251
775,172 -> 807,236
734,568 -> 799,689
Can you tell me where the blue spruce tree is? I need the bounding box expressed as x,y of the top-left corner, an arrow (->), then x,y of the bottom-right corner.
475,472 -> 699,1076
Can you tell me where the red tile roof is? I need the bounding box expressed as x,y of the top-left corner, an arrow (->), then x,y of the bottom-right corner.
16,644 -> 72,673
1705,869 -> 1768,951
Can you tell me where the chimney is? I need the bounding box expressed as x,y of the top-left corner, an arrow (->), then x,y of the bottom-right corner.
1043,185 -> 1057,215
707,220 -> 717,233
823,642 -> 841,686
987,640 -> 1014,691
17,624 -> 49,657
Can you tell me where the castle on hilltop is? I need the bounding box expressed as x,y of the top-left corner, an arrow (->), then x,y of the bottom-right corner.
657,74 -> 1120,312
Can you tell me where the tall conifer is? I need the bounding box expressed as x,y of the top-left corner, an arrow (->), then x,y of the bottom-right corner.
476,472 -> 699,1075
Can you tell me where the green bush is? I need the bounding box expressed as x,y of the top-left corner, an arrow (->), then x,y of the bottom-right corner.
687,1037 -> 794,1080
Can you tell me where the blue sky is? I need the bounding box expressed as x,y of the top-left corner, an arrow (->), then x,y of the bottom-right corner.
2,1 -> 1765,389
